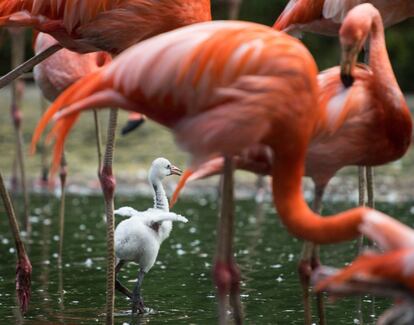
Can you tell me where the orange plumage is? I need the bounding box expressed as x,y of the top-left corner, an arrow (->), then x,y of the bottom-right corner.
32,6 -> 411,247
274,0 -> 414,36
0,0 -> 212,54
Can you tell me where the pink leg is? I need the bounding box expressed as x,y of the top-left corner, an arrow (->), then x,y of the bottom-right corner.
0,169 -> 32,314
58,153 -> 67,267
214,157 -> 243,325
9,29 -> 30,233
298,184 -> 326,325
99,109 -> 118,325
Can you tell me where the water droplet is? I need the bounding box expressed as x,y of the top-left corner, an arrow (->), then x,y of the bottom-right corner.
84,258 -> 93,268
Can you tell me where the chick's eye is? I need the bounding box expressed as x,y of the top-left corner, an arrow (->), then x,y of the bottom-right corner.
167,164 -> 171,169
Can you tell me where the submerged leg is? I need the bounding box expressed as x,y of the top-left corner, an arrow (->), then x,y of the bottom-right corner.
298,241 -> 314,325
57,153 -> 67,267
0,169 -> 32,314
214,157 -> 243,325
131,269 -> 146,314
298,184 -> 325,325
115,260 -> 132,299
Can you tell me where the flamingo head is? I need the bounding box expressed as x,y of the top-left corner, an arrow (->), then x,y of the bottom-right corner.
16,254 -> 32,314
149,158 -> 182,184
339,4 -> 379,87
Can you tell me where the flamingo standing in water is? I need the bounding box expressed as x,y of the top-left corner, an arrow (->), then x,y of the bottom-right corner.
114,157 -> 187,314
163,4 -> 412,323
313,210 -> 414,324
30,9 -> 410,321
0,2 -> 212,323
274,1 -> 413,322
0,171 -> 31,314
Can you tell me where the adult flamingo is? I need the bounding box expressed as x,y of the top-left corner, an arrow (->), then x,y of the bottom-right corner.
170,3 -> 412,323
0,0 -> 212,86
30,9 -> 409,321
274,0 -> 414,36
313,210 -> 414,324
29,20 -> 319,324
275,1 -> 413,322
33,32 -> 112,265
0,2 -> 212,323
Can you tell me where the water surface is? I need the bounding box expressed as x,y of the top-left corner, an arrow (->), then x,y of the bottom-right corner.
1,194 -> 410,324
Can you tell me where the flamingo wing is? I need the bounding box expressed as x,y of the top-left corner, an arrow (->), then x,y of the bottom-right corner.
322,0 -> 365,23
273,0 -> 324,32
31,21 -> 318,175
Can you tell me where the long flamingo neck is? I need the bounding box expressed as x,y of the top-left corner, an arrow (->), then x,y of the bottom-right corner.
152,179 -> 169,212
368,14 -> 402,102
271,159 -> 369,244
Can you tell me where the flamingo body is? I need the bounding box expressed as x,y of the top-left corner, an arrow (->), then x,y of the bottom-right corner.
33,32 -> 111,101
274,0 -> 414,36
115,207 -> 188,272
170,65 -> 411,201
113,157 -> 185,313
0,0 -> 212,54
32,20 -> 320,174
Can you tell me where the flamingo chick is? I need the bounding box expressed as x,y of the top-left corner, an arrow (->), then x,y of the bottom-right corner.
113,158 -> 187,314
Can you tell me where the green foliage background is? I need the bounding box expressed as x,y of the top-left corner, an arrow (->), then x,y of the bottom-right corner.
0,1 -> 413,91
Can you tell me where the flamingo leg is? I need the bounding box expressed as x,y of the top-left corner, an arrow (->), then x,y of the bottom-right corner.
115,260 -> 133,299
228,0 -> 242,20
38,96 -> 51,189
10,29 -> 30,233
131,269 -> 146,314
57,153 -> 67,267
0,43 -> 62,89
214,157 -> 243,325
0,169 -> 32,314
298,184 -> 325,325
93,110 -> 103,173
99,109 -> 118,325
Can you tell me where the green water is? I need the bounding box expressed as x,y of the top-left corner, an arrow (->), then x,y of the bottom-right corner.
0,194 -> 411,324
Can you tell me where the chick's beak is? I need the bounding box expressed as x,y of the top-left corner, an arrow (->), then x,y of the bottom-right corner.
340,44 -> 358,88
170,165 -> 183,176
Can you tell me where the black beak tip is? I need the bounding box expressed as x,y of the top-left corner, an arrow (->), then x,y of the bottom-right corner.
121,118 -> 146,136
340,73 -> 354,88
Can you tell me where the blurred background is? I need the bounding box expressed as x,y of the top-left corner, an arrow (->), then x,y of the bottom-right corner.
0,0 -> 413,199
0,2 -> 413,324
1,1 -> 413,90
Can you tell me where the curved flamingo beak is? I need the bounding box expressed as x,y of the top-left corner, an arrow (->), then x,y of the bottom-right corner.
340,43 -> 358,88
169,165 -> 183,176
